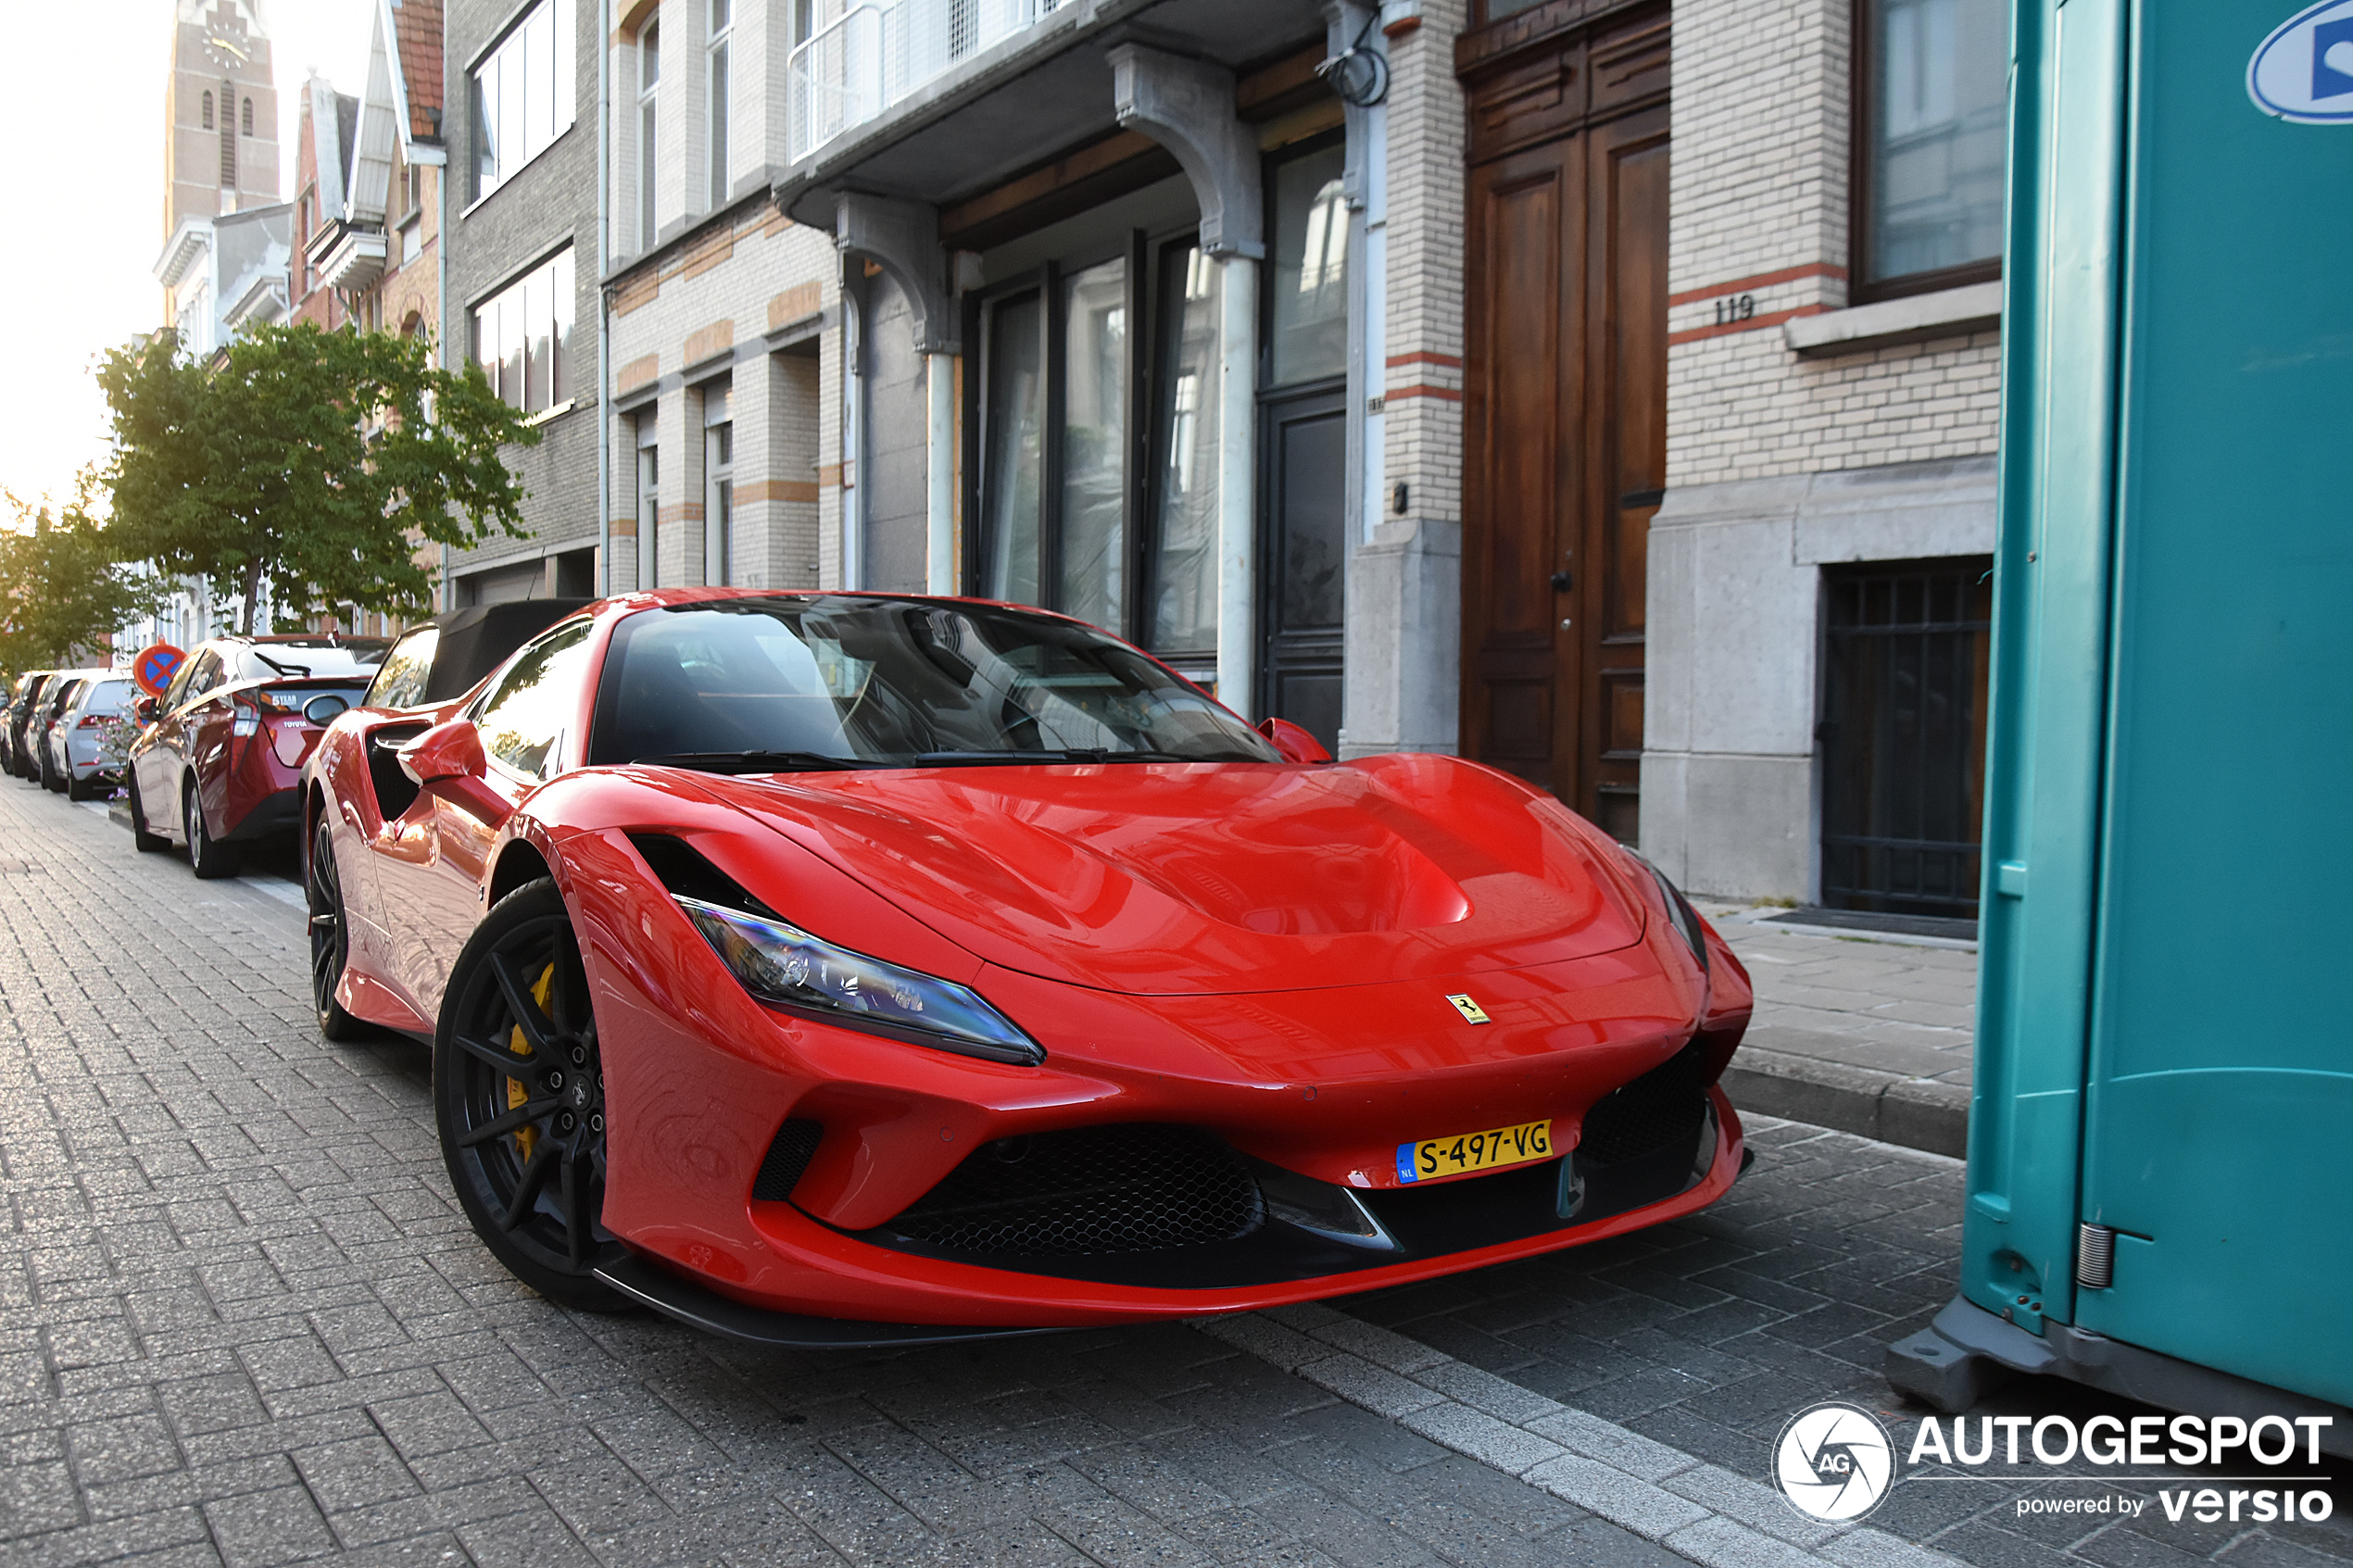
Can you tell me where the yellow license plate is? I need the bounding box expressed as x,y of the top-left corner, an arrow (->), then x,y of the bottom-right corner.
1396,1119 -> 1554,1184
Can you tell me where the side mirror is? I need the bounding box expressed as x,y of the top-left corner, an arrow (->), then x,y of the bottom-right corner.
134,696 -> 159,725
397,718 -> 488,785
1257,716 -> 1333,764
303,694 -> 350,726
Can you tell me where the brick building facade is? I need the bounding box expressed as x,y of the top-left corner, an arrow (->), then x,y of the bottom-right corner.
602,0 -> 839,599
441,0 -> 601,604
1643,0 -> 2005,909
417,0 -> 2006,917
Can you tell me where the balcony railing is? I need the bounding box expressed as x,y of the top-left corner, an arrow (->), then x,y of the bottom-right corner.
787,0 -> 1070,164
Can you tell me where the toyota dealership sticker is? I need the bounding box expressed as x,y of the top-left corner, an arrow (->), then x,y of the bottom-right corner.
2248,0 -> 2353,122
1775,1402 -> 1896,1523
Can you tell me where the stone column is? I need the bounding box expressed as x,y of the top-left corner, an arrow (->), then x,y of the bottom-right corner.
1109,43 -> 1265,715
835,193 -> 960,595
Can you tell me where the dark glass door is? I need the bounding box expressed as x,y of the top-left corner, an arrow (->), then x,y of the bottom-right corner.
1256,388 -> 1347,750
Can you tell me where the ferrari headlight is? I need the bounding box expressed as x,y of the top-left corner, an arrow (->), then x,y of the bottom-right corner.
1626,852 -> 1709,973
675,896 -> 1043,1065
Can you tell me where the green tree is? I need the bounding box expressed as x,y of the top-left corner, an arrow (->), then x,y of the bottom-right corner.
97,323 -> 540,633
0,479 -> 166,673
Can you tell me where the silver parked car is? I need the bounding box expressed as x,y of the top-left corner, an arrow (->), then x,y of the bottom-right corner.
41,671 -> 136,800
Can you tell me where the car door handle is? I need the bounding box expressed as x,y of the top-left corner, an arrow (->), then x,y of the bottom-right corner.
1551,571 -> 1574,592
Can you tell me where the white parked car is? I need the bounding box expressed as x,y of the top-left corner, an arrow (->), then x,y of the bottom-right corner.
41,671 -> 137,800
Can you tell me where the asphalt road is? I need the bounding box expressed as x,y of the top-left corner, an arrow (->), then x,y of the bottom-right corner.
0,778 -> 2343,1568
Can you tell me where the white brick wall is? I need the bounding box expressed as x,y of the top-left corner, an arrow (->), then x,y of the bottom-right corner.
1665,0 -> 2000,487
1378,0 -> 1468,530
605,203 -> 838,593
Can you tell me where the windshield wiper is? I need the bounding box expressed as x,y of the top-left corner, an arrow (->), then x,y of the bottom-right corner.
632,750 -> 865,773
910,747 -> 1206,767
250,651 -> 314,678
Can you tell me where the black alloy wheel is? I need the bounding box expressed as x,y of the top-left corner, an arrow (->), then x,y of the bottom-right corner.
308,816 -> 366,1041
434,878 -> 627,1310
184,781 -> 241,879
125,771 -> 169,851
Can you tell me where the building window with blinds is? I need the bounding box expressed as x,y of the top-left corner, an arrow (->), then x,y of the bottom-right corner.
472,249 -> 575,413
472,0 -> 577,203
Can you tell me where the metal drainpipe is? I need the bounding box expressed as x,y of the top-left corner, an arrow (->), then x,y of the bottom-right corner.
437,97 -> 453,614
596,0 -> 612,596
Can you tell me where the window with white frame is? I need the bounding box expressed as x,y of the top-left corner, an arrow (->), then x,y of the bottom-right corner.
704,381 -> 735,586
471,0 -> 576,203
636,22 -> 660,249
635,415 -> 660,588
707,0 -> 731,207
472,249 -> 575,413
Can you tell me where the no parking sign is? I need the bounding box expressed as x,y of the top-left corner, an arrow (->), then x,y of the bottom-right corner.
132,643 -> 184,698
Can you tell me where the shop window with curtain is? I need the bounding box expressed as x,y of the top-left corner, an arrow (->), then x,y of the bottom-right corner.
1853,0 -> 2005,298
975,255 -> 1130,632
1145,243 -> 1222,663
969,234 -> 1239,671
1266,142 -> 1349,387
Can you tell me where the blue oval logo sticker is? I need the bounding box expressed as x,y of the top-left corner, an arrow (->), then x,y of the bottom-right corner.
2249,0 -> 2353,121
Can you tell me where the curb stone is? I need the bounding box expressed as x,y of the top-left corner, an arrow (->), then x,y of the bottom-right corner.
1195,1306 -> 1965,1568
1720,1047 -> 1969,1158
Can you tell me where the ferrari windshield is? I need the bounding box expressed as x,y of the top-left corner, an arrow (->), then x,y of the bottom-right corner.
589,596 -> 1278,768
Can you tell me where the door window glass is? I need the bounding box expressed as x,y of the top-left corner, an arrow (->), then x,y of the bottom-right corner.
472,619 -> 595,780
980,291 -> 1046,608
1268,144 -> 1349,385
1147,245 -> 1221,657
366,629 -> 442,709
179,651 -> 225,706
1058,258 -> 1127,630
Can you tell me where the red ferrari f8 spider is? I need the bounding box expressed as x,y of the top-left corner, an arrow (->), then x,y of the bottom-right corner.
301,589 -> 1753,1345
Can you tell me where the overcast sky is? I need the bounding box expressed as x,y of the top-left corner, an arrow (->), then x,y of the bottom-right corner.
0,1 -> 372,520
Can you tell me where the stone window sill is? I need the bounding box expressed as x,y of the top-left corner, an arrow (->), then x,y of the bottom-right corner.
1783,281 -> 2003,358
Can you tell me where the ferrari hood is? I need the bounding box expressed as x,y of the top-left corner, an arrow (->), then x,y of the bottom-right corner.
697,753 -> 1649,997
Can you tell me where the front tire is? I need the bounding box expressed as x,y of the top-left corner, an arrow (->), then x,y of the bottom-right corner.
184,782 -> 241,879
39,747 -> 61,793
434,878 -> 627,1311
126,771 -> 170,851
308,816 -> 367,1041
66,769 -> 95,802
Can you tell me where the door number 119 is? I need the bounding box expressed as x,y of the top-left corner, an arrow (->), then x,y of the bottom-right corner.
1712,294 -> 1755,327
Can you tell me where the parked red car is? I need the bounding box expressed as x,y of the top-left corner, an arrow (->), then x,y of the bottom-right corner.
300,590 -> 1752,1343
126,634 -> 389,876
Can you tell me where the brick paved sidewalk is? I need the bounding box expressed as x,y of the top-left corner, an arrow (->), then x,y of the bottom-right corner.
0,784 -> 1714,1568
1693,902 -> 1978,1157
1338,1117 -> 2353,1568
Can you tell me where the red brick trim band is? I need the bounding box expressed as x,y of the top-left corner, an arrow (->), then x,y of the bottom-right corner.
1667,262 -> 1847,308
1667,304 -> 1829,346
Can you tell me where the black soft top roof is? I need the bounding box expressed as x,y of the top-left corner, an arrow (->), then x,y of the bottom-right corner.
418,599 -> 596,704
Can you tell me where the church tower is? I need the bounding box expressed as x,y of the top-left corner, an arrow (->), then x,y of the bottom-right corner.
163,1 -> 281,243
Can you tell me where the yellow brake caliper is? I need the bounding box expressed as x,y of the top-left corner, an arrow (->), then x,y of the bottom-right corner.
507,963 -> 557,1161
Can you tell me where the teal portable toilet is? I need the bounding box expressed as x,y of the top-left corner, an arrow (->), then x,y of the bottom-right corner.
1884,0 -> 2353,1447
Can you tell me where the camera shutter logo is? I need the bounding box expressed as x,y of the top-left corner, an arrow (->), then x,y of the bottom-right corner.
1774,1402 -> 1896,1522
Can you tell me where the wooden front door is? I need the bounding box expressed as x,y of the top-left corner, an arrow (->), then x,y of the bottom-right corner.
1460,8 -> 1669,845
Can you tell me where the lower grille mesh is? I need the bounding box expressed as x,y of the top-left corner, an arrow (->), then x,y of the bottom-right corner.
1579,1040 -> 1712,1167
887,1124 -> 1265,1257
752,1119 -> 824,1201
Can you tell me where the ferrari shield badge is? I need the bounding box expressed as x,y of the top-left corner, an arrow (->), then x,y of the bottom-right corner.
1445,993 -> 1491,1024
